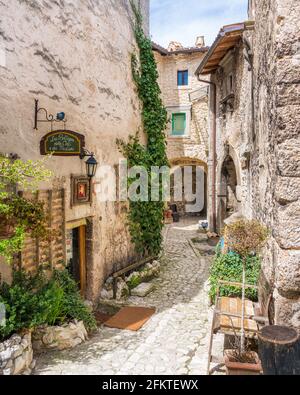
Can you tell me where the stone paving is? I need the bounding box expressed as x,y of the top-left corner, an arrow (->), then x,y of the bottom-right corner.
34,218 -> 224,375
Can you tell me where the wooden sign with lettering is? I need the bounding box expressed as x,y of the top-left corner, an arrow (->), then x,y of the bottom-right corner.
40,130 -> 85,156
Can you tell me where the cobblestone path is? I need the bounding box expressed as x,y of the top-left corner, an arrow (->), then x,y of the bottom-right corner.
34,218 -> 222,375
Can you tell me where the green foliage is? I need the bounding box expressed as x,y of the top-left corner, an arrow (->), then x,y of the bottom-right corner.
209,251 -> 261,303
0,156 -> 52,191
0,269 -> 96,341
0,156 -> 53,263
116,2 -> 168,257
127,275 -> 142,290
0,226 -> 26,264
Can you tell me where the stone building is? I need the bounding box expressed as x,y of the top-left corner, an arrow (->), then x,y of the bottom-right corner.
195,0 -> 300,328
0,0 -> 150,302
153,39 -> 209,215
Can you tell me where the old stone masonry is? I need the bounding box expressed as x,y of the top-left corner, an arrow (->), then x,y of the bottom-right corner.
34,219 -> 222,375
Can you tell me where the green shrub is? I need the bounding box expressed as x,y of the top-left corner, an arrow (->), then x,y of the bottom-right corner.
209,251 -> 261,303
127,275 -> 142,290
51,270 -> 97,331
0,269 -> 96,341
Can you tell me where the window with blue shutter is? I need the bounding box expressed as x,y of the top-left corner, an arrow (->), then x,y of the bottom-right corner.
177,70 -> 188,86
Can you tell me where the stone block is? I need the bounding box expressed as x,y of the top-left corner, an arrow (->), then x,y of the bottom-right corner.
275,176 -> 300,203
0,332 -> 33,375
274,200 -> 300,249
131,283 -> 155,297
276,139 -> 300,177
274,291 -> 300,329
276,82 -> 300,107
276,248 -> 300,298
32,321 -> 88,352
276,105 -> 300,143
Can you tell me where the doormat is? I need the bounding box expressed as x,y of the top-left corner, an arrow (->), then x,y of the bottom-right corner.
104,307 -> 156,331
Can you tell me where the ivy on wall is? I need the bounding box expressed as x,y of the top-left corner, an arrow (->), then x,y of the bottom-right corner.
117,1 -> 168,256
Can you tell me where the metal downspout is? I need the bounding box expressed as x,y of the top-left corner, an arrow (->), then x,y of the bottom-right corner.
197,77 -> 217,233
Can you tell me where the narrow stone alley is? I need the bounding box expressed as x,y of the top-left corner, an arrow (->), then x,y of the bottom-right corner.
34,218 -> 222,375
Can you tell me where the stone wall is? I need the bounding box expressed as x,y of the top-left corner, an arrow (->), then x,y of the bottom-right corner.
209,0 -> 300,328
0,0 -> 149,301
0,332 -> 33,375
32,321 -> 88,352
251,0 -> 300,328
154,51 -> 209,165
211,40 -> 254,232
154,48 -> 209,215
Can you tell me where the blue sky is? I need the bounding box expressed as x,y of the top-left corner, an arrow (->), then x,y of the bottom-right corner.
150,0 -> 248,48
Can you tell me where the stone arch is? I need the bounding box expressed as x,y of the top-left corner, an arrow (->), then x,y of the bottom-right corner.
169,157 -> 208,217
217,144 -> 242,230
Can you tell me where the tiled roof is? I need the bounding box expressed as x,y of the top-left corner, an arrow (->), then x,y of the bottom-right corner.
152,41 -> 209,56
195,21 -> 255,75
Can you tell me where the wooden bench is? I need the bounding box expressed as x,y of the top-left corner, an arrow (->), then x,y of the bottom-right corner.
207,280 -> 272,375
112,256 -> 158,299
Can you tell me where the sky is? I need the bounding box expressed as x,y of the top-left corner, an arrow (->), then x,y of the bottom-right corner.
150,0 -> 249,48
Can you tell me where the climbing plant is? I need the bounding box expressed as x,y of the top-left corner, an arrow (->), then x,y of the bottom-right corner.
0,156 -> 53,263
117,1 -> 168,256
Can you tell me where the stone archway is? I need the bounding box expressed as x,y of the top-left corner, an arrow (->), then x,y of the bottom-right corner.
169,157 -> 208,217
218,147 -> 241,230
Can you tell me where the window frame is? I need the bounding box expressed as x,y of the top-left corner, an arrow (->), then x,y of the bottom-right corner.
177,70 -> 189,87
171,112 -> 187,136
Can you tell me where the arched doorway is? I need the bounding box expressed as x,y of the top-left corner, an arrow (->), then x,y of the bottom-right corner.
169,158 -> 208,218
219,155 -> 240,229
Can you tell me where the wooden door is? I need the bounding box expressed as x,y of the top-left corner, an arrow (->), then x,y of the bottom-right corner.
78,225 -> 86,296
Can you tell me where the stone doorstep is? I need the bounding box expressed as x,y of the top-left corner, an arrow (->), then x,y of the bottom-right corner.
131,282 -> 156,297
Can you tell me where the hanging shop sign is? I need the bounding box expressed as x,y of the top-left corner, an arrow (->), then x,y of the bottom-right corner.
40,130 -> 85,156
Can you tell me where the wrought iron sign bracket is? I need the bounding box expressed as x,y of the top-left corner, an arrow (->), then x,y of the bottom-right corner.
34,99 -> 68,131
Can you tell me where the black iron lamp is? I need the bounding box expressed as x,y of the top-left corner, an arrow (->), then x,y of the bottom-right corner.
80,149 -> 98,178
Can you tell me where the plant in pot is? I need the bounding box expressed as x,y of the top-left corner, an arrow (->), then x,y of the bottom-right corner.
223,219 -> 269,374
224,322 -> 262,375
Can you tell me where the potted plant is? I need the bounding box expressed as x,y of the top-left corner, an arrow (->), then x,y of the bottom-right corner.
223,219 -> 269,372
224,335 -> 262,375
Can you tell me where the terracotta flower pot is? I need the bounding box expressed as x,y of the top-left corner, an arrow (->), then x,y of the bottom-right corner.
224,350 -> 262,375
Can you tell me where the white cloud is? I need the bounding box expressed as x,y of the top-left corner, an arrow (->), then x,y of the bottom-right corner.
150,0 -> 248,47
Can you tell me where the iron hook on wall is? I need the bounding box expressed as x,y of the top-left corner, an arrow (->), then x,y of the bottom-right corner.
34,99 -> 67,131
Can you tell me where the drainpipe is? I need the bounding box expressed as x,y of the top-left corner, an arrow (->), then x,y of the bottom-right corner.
197,76 -> 217,232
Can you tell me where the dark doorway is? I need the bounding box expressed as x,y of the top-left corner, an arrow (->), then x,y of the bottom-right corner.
66,225 -> 87,296
219,155 -> 239,228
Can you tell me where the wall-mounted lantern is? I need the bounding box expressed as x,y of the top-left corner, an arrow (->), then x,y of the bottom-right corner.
80,149 -> 98,178
34,99 -> 67,131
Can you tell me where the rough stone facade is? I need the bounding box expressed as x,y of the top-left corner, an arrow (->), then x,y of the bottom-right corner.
0,0 -> 149,301
199,0 -> 300,328
32,321 -> 88,352
153,44 -> 209,214
250,0 -> 300,328
0,332 -> 34,375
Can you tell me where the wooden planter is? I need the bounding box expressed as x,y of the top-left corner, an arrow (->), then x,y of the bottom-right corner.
224,350 -> 262,375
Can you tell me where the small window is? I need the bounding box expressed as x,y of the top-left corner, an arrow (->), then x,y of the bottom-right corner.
177,70 -> 188,86
172,113 -> 186,136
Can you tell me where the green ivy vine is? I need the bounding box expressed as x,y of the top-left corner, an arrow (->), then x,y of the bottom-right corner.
117,1 -> 168,256
0,156 -> 53,263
